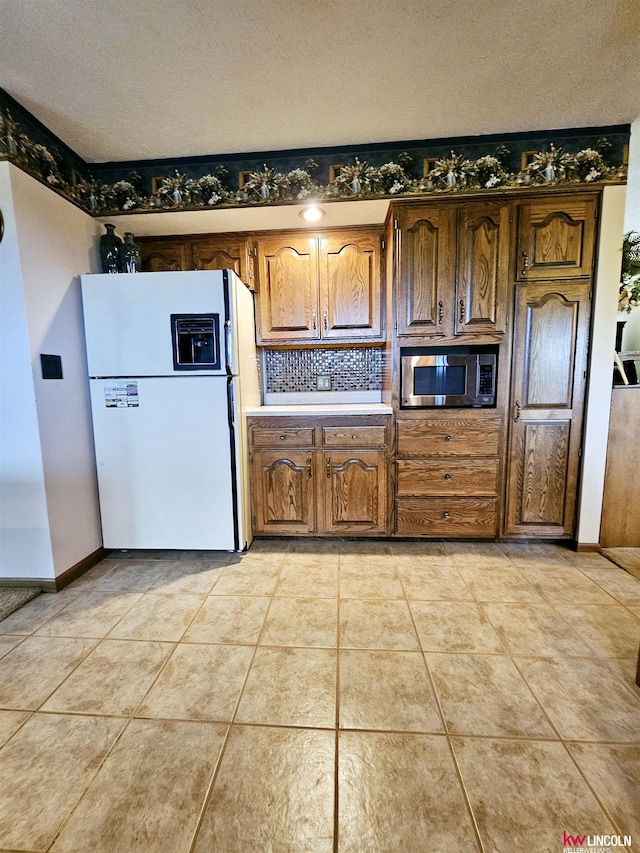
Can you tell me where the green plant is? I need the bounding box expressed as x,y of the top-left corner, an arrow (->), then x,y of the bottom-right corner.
619,231 -> 640,313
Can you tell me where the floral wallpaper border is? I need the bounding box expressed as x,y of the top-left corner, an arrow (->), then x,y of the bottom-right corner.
0,88 -> 630,217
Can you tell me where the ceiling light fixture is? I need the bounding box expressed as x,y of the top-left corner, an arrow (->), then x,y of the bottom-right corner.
299,205 -> 326,222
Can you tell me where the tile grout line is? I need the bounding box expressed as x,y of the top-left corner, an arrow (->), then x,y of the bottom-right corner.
334,565 -> 342,853
560,738 -> 638,845
400,564 -> 487,853
186,547 -> 291,853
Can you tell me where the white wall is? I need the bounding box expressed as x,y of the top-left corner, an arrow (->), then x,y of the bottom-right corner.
0,164 -> 104,579
0,163 -> 54,579
576,185 -> 627,546
621,114 -> 640,351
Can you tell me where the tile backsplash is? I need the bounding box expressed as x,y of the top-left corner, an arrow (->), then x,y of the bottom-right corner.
263,347 -> 383,394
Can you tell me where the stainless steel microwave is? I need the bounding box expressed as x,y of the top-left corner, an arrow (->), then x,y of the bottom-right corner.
401,352 -> 496,408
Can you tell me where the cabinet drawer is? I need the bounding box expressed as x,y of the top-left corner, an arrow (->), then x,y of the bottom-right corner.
251,428 -> 314,447
397,459 -> 498,497
396,497 -> 497,537
397,419 -> 500,457
322,426 -> 386,448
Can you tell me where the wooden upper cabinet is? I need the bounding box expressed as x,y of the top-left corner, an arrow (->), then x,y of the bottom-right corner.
396,205 -> 454,336
455,202 -> 509,335
139,239 -> 189,272
256,235 -> 319,342
255,228 -> 384,344
394,200 -> 509,337
504,281 -> 591,538
191,235 -> 251,287
517,195 -> 598,281
319,230 -> 382,339
138,234 -> 252,287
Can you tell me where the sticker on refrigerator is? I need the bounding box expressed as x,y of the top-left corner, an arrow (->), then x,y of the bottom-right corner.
104,382 -> 139,408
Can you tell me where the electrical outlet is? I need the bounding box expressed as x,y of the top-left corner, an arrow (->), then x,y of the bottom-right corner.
316,374 -> 331,391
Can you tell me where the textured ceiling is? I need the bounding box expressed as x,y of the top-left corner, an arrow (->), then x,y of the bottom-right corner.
1,0 -> 639,164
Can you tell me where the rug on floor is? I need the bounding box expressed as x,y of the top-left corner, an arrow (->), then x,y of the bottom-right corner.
0,588 -> 41,622
601,547 -> 640,581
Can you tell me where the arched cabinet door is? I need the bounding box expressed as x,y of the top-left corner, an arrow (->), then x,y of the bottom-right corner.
252,450 -> 316,534
192,236 -> 251,287
394,204 -> 455,336
255,236 -> 319,342
323,451 -> 387,534
319,229 -> 383,340
139,239 -> 188,271
516,196 -> 598,281
504,281 -> 591,537
455,202 -> 510,335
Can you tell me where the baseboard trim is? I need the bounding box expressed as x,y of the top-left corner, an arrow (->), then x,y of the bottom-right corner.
575,543 -> 602,553
0,547 -> 110,592
54,547 -> 110,591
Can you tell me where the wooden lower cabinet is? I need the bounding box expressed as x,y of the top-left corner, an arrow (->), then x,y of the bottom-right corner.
396,497 -> 497,537
252,449 -> 315,534
324,450 -> 387,534
503,281 -> 590,538
249,416 -> 391,537
395,417 -> 501,538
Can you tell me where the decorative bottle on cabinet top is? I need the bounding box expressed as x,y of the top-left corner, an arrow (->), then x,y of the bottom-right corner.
99,223 -> 122,273
120,232 -> 142,273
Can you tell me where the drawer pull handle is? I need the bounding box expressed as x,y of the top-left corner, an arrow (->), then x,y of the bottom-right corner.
444,473 -> 451,480
521,251 -> 529,276
514,401 -> 521,423
443,512 -> 450,519
459,299 -> 465,324
445,435 -> 452,442
280,434 -> 287,440
323,311 -> 328,331
351,434 -> 358,440
438,300 -> 444,325
307,456 -> 312,478
326,456 -> 331,478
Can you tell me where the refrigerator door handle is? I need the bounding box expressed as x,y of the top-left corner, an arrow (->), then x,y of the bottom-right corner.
224,319 -> 234,375
226,377 -> 239,550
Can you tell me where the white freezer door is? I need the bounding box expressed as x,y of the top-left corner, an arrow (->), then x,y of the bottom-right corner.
90,376 -> 236,549
81,271 -> 227,377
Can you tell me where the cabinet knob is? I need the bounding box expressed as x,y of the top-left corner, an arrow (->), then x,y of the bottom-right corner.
279,434 -> 287,440
445,435 -> 452,442
443,512 -> 450,519
351,434 -> 358,440
444,473 -> 451,480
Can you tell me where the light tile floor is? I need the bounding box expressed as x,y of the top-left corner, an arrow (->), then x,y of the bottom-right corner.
1,540 -> 639,853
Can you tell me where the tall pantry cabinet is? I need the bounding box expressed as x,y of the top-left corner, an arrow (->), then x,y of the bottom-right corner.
503,195 -> 597,538
390,190 -> 599,541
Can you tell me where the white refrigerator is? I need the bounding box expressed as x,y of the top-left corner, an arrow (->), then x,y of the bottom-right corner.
81,270 -> 260,551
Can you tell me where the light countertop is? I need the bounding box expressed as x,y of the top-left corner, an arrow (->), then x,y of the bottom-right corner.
245,403 -> 393,416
